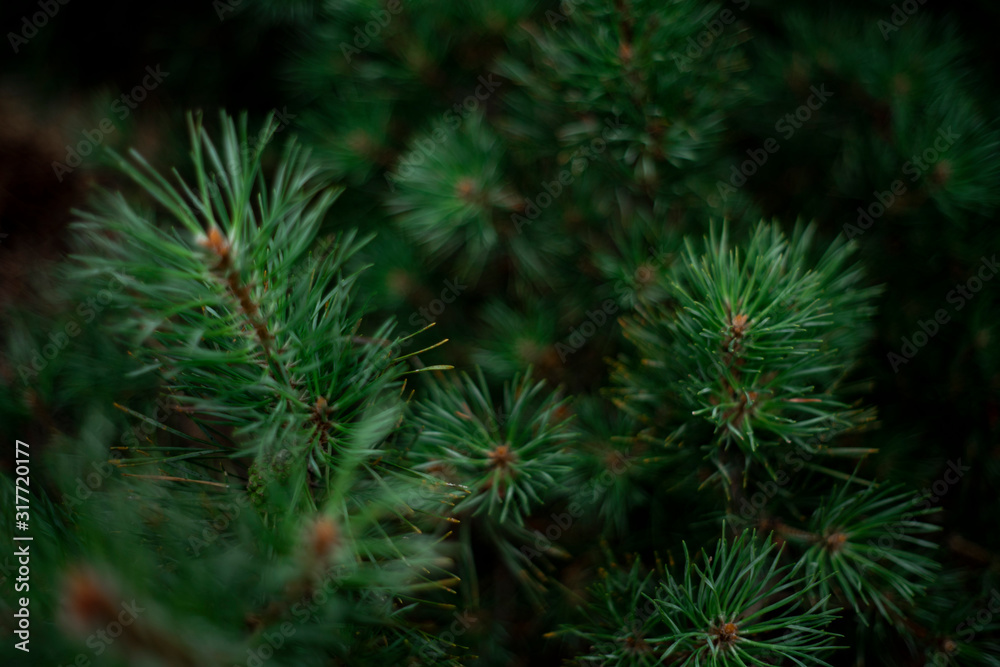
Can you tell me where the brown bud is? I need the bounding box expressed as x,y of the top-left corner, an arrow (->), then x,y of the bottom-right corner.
308,516 -> 341,563
61,567 -> 120,636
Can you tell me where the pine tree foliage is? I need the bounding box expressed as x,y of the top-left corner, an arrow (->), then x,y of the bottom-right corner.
610,222 -> 881,484
3,0 -> 1000,665
407,367 -> 575,528
405,367 -> 578,596
387,112 -> 521,282
562,532 -> 841,666
68,110 -> 443,516
0,112 -> 464,666
562,396 -> 649,538
778,480 -> 940,624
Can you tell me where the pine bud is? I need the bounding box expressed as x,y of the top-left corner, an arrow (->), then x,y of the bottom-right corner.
60,567 -> 120,637
305,516 -> 341,565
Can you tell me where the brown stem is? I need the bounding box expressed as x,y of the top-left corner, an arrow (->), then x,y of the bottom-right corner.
199,227 -> 295,401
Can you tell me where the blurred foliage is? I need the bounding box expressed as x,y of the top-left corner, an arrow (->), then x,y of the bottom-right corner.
2,0 -> 1000,665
